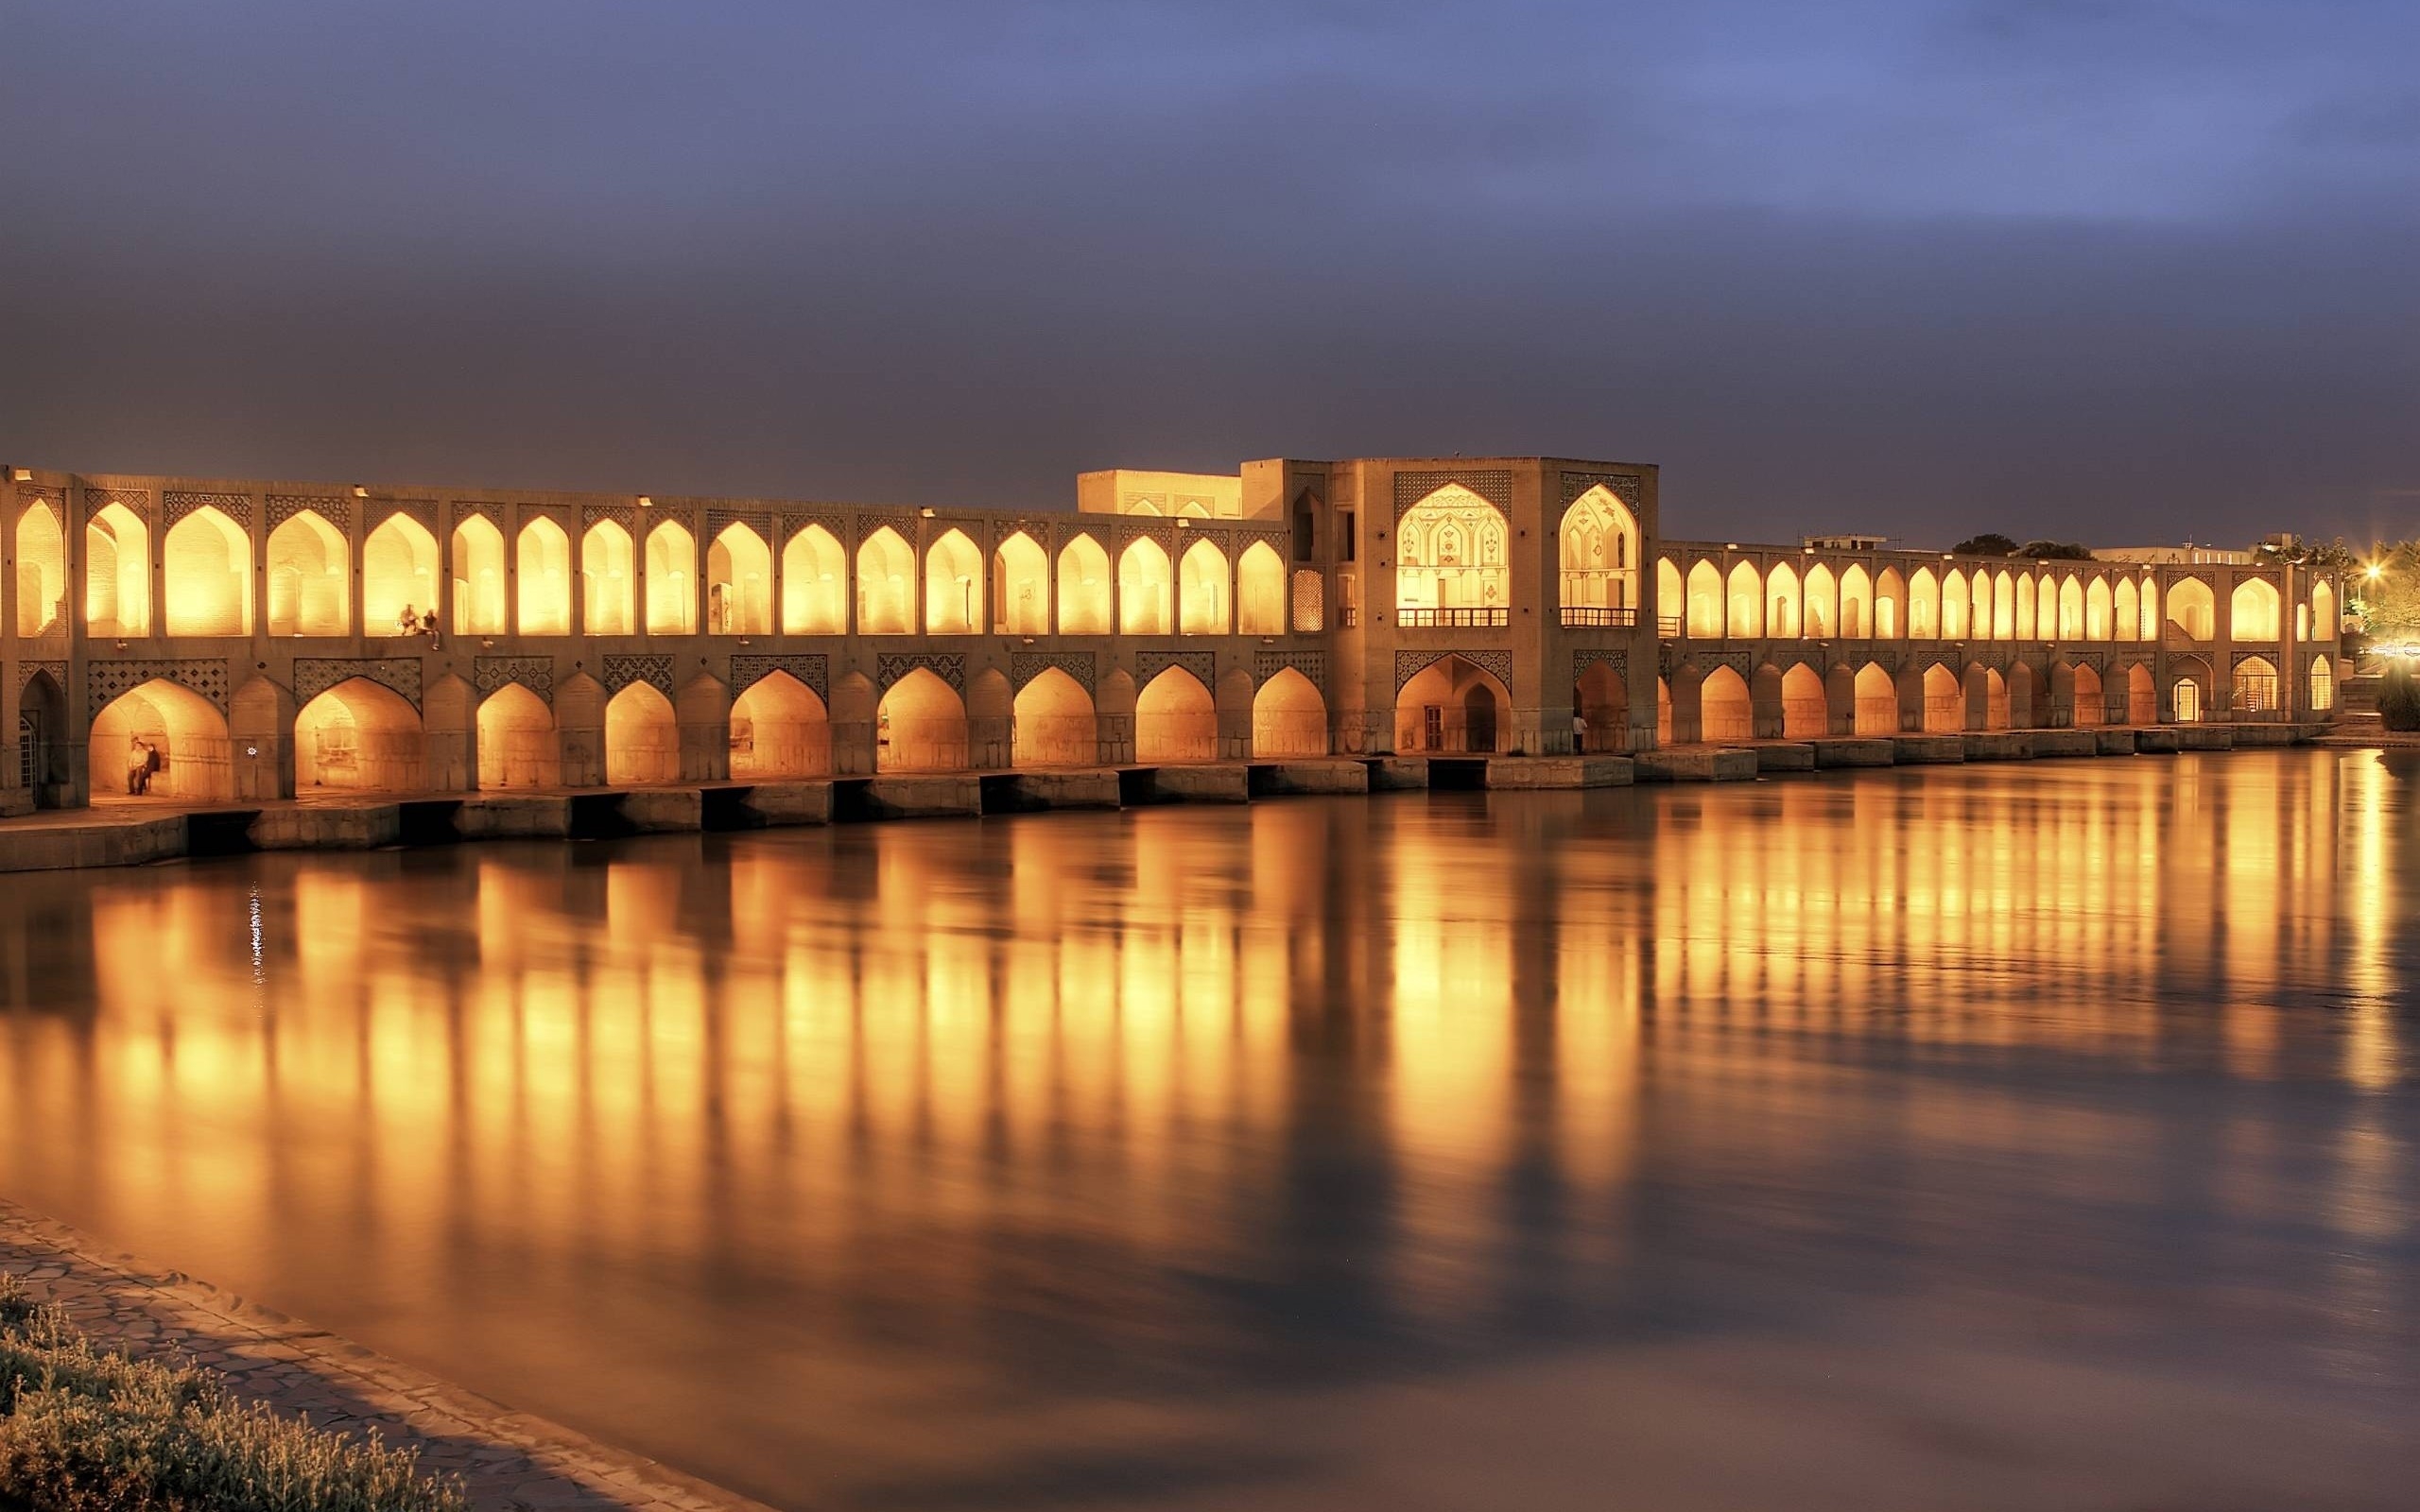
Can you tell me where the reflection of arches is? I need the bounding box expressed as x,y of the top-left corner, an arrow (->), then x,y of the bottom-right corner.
452,515 -> 508,634
85,503 -> 151,637
925,528 -> 982,634
364,513 -> 439,634
2167,577 -> 2214,641
2309,655 -> 2334,713
878,668 -> 969,771
1395,655 -> 1512,754
1781,663 -> 1827,739
295,678 -> 423,791
781,524 -> 848,634
857,526 -> 916,634
1179,538 -> 1231,634
1058,535 -> 1112,635
477,683 -> 558,789
1119,539 -> 1172,635
1559,485 -> 1639,617
2230,577 -> 2280,642
164,506 -> 252,636
2127,664 -> 2155,724
91,679 -> 231,800
1575,661 -> 1629,751
731,671 -> 830,779
2232,655 -> 2279,714
646,520 -> 697,634
1853,663 -> 1896,735
517,517 -> 572,635
1012,667 -> 1097,766
582,520 -> 635,634
1395,484 -> 1509,619
1237,541 -> 1286,634
1135,667 -> 1217,762
267,509 -> 349,636
605,683 -> 680,784
1803,563 -> 1837,638
1699,666 -> 1751,741
993,531 -> 1050,635
707,523 -> 773,635
1253,668 -> 1328,757
15,501 -> 65,636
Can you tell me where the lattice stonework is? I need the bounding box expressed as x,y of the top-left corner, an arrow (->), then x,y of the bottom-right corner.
1010,651 -> 1095,695
267,494 -> 349,531
374,499 -> 440,533
786,509 -> 856,544
1392,469 -> 1512,520
13,485 -> 64,517
1253,648 -> 1326,688
1134,649 -> 1216,690
19,661 -> 67,694
731,653 -> 828,700
705,507 -> 775,541
1559,472 -> 1644,509
581,504 -> 636,531
875,652 -> 964,693
86,658 -> 230,716
603,654 -> 676,697
1392,649 -> 1514,694
81,487 -> 151,522
455,501 -> 509,531
1571,649 -> 1628,681
474,656 -> 554,700
293,658 -> 424,709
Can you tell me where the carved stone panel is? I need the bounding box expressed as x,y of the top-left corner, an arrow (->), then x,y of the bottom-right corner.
87,658 -> 229,716
1392,469 -> 1512,519
474,656 -> 553,700
1011,650 -> 1096,694
875,651 -> 964,693
293,657 -> 424,709
1559,471 -> 1644,508
1393,648 -> 1514,694
268,493 -> 350,531
167,490 -> 255,528
1134,649 -> 1216,689
730,653 -> 828,700
603,653 -> 675,697
1253,648 -> 1326,688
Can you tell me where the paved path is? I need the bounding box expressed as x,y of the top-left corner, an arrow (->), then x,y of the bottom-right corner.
0,1200 -> 775,1512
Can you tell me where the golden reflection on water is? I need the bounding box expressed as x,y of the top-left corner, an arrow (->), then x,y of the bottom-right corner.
0,750 -> 2411,1508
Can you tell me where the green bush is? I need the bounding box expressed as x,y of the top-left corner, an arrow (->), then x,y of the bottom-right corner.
2382,663 -> 2420,732
0,1275 -> 464,1512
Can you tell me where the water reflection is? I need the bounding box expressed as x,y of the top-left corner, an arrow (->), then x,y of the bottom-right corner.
2,751 -> 2415,1509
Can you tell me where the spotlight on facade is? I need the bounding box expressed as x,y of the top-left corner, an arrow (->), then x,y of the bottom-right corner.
919,507 -> 937,518
352,485 -> 369,499
9,467 -> 30,483
637,495 -> 653,508
2367,563 -> 2385,582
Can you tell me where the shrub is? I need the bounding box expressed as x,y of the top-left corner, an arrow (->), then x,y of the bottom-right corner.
2381,662 -> 2420,732
0,1275 -> 464,1512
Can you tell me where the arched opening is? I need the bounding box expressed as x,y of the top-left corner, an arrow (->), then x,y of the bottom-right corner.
1984,667 -> 2011,730
605,682 -> 680,783
2014,575 -> 2037,640
1841,564 -> 1871,639
15,502 -> 65,636
730,671 -> 830,779
2232,655 -> 2279,716
1700,666 -> 1752,741
1394,655 -> 1511,754
1395,484 -> 1509,623
1119,538 -> 1172,635
1941,570 -> 1969,639
1725,562 -> 1762,638
1781,663 -> 1826,738
1237,541 -> 1286,634
1179,537 -> 1231,634
16,671 -> 67,805
2084,576 -> 2112,640
451,515 -> 508,634
1574,662 -> 1629,752
517,517 -> 572,635
476,682 -> 558,789
2055,576 -> 2083,640
2113,578 -> 2138,642
1921,664 -> 1962,730
266,509 -> 348,636
2230,577 -> 2280,643
1657,558 -> 1685,632
84,503 -> 152,638
1854,663 -> 1897,735
2170,666 -> 2206,723
645,520 -> 696,634
164,507 -> 252,636
2071,664 -> 2104,728
1992,570 -> 2016,639
993,530 -> 1050,634
781,524 -> 848,634
878,668 -> 969,771
2136,576 -> 2160,639
1135,666 -> 1217,762
295,678 -> 423,791
2310,655 -> 2334,713
2167,577 -> 2214,641
1559,485 -> 1639,621
2127,664 -> 2155,724
857,525 -> 917,634
1012,667 -> 1097,766
1685,560 -> 1722,637
2311,580 -> 2337,640
1908,568 -> 1939,639
707,523 -> 772,634
1656,677 -> 1672,745
363,514 -> 438,635
1766,561 -> 1802,638
1253,667 -> 1329,756
924,527 -> 982,634
1803,563 -> 1837,638
581,520 -> 635,634
91,679 -> 230,800
1874,568 -> 1904,641
1058,534 -> 1112,634
1969,570 -> 1995,639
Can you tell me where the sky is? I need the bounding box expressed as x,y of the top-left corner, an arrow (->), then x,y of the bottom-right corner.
4,0 -> 2416,546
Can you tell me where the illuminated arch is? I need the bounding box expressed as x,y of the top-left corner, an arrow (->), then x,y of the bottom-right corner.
1395,484 -> 1509,618
993,530 -> 1049,634
1874,567 -> 1904,640
1853,662 -> 1896,735
923,527 -> 982,633
84,502 -> 151,637
581,519 -> 635,634
2069,663 -> 2104,728
451,515 -> 507,634
1574,661 -> 1628,751
2137,576 -> 2160,639
604,682 -> 680,784
14,500 -> 64,636
517,517 -> 572,635
856,525 -> 916,634
1698,666 -> 1752,741
476,681 -> 558,789
2056,575 -> 2083,640
1179,537 -> 1231,634
2014,574 -> 2036,639
781,524 -> 847,634
1781,663 -> 1827,738
1237,541 -> 1286,634
707,522 -> 772,634
1057,534 -> 1112,634
1657,558 -> 1684,629
363,513 -> 438,635
266,509 -> 348,636
731,670 -> 829,779
1992,570 -> 2015,639
1394,655 -> 1510,754
1940,569 -> 1968,639
1135,666 -> 1217,761
1907,567 -> 1939,639
2166,576 -> 2214,641
2230,576 -> 2280,642
1685,560 -> 1722,637
644,519 -> 696,633
1968,569 -> 1993,639
295,677 -> 423,792
164,506 -> 252,636
1559,485 -> 1639,616
1922,663 -> 1962,732
877,668 -> 967,771
2310,579 -> 2337,639
1725,562 -> 1762,638
1766,561 -> 1802,637
2310,654 -> 2334,712
90,678 -> 232,800
1840,564 -> 1872,638
1012,666 -> 1097,766
2128,663 -> 2156,724
1119,538 -> 1172,635
1802,562 -> 1837,638
2112,577 -> 2138,642
2084,576 -> 2112,641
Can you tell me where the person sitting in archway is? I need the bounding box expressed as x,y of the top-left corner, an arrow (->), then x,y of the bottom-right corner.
419,608 -> 441,646
397,603 -> 420,636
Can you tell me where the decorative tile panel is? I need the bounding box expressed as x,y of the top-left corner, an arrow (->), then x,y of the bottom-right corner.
294,657 -> 423,709
87,658 -> 228,715
13,485 -> 64,516
81,487 -> 151,521
474,656 -> 553,700
18,661 -> 66,695
1559,471 -> 1644,509
875,651 -> 964,693
705,507 -> 774,541
1392,648 -> 1515,694
785,510 -> 856,543
1253,648 -> 1326,688
1134,649 -> 1216,689
267,493 -> 349,531
454,501 -> 509,531
1392,469 -> 1512,519
603,653 -> 675,696
582,504 -> 636,532
1011,650 -> 1095,694
731,653 -> 828,700
1570,648 -> 1628,681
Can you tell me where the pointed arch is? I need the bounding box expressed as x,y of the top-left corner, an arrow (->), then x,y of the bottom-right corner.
1685,560 -> 1722,637
1558,484 -> 1639,617
2310,654 -> 2335,713
1766,561 -> 1802,638
14,500 -> 64,636
2310,579 -> 2337,640
580,519 -> 635,634
1699,665 -> 1752,741
2070,662 -> 2105,727
84,502 -> 151,637
2167,576 -> 2214,641
1921,663 -> 1962,731
923,527 -> 982,633
856,525 -> 916,634
295,677 -> 423,792
1395,483 -> 1509,620
1873,567 -> 1904,640
877,667 -> 968,771
2055,575 -> 2083,641
2128,663 -> 2156,724
1573,661 -> 1628,751
1968,568 -> 1993,639
643,519 -> 696,633
2137,576 -> 2160,639
1992,569 -> 2015,639
517,516 -> 572,635
1853,662 -> 1897,735
604,682 -> 680,783
1724,561 -> 1762,638
1056,533 -> 1112,634
2084,575 -> 2112,641
1908,567 -> 1940,639
91,678 -> 232,800
364,513 -> 438,635
1394,655 -> 1511,754
781,524 -> 847,634
707,522 -> 772,634
1237,541 -> 1285,634
266,509 -> 348,636
1780,663 -> 1826,738
1657,558 -> 1684,632
1983,666 -> 2011,730
2230,576 -> 2280,642
162,506 -> 252,636
451,514 -> 508,634
1840,564 -> 1872,639
1940,568 -> 1968,639
476,682 -> 558,789
1134,666 -> 1217,761
1178,537 -> 1231,634
993,530 -> 1050,635
731,670 -> 829,779
2112,577 -> 2138,643
2014,574 -> 2037,640
1802,562 -> 1838,639
1253,667 -> 1328,756
1011,666 -> 1097,766
1119,538 -> 1172,635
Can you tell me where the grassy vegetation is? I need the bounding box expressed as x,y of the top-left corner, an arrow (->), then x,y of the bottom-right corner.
0,1275 -> 465,1512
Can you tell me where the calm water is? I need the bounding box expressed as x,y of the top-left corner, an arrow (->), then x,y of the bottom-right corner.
3,751 -> 2416,1511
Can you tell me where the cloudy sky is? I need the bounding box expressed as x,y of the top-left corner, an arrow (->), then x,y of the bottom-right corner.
5,1 -> 2415,545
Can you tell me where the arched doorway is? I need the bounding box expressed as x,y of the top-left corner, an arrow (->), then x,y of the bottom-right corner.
2231,656 -> 2279,717
476,683 -> 559,789
90,679 -> 232,801
1853,663 -> 1896,736
1700,666 -> 1752,742
15,500 -> 65,636
1394,656 -> 1512,754
294,679 -> 424,792
1780,663 -> 1826,739
605,683 -> 681,784
1574,661 -> 1628,751
1922,664 -> 1962,732
2071,665 -> 2104,728
2127,665 -> 2155,724
364,513 -> 440,635
1135,666 -> 1217,762
1012,667 -> 1097,767
877,668 -> 968,771
2309,655 -> 2335,713
1253,668 -> 1328,757
16,671 -> 66,806
731,671 -> 830,779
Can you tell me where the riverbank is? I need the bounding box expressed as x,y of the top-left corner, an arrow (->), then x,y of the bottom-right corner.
0,722 -> 2335,872
0,1202 -> 769,1512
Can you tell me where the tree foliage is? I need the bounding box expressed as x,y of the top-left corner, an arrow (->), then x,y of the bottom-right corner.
2016,540 -> 2096,560
2380,662 -> 2420,732
2352,541 -> 2420,642
1949,533 -> 2020,557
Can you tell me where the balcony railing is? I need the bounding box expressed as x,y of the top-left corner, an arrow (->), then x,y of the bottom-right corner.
1658,615 -> 1683,638
1560,607 -> 1638,628
1396,608 -> 1510,627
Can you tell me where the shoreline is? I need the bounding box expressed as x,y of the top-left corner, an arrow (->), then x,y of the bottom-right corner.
0,1199 -> 774,1512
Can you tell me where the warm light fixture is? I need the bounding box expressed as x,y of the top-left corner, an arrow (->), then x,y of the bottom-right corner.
919,507 -> 936,518
9,468 -> 30,483
352,485 -> 369,499
2367,564 -> 2384,581
637,495 -> 653,507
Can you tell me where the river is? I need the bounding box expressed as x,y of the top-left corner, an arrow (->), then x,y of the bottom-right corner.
2,750 -> 2414,1510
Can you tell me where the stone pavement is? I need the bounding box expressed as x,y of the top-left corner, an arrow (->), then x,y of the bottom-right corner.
0,1199 -> 776,1512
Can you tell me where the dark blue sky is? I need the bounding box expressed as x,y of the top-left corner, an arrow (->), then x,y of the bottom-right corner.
5,1 -> 2415,545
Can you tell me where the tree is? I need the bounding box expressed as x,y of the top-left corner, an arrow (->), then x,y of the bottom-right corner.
2379,662 -> 2420,732
2017,540 -> 2096,560
2352,541 -> 2420,643
1950,533 -> 2019,557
